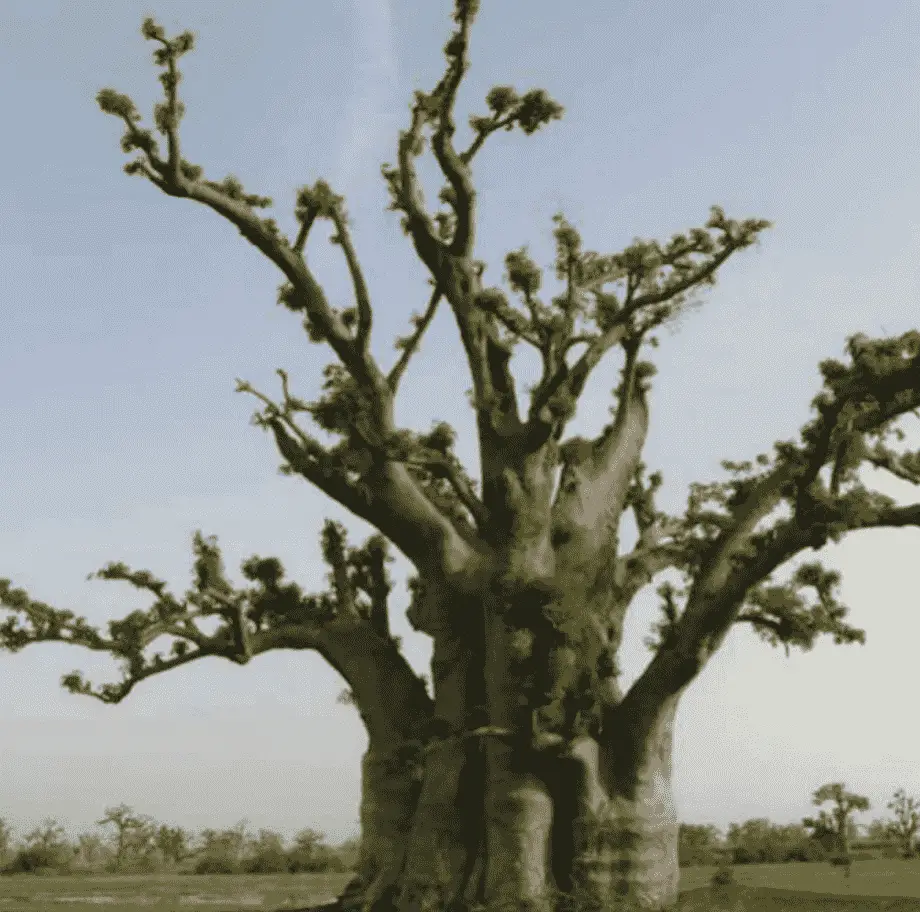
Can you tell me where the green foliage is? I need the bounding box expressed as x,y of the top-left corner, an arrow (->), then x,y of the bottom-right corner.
678,823 -> 724,867
727,819 -> 824,865
739,562 -> 864,655
887,789 -> 920,856
469,86 -> 564,137
96,88 -> 139,121
1,522 -> 394,701
97,805 -> 157,871
194,823 -> 248,875
287,828 -> 331,873
5,819 -> 73,874
244,829 -> 290,874
296,180 -> 345,221
803,783 -> 870,858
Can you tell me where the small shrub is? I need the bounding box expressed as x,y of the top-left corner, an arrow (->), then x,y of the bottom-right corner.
4,846 -> 70,874
193,855 -> 240,875
710,864 -> 735,888
244,851 -> 291,874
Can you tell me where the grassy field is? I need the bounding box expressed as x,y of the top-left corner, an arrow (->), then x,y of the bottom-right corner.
0,871 -> 351,912
2,863 -> 920,910
677,859 -> 920,909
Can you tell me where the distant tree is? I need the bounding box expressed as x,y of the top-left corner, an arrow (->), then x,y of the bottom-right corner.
334,837 -> 361,872
288,828 -> 343,873
726,818 -> 820,865
865,817 -> 893,842
677,824 -> 723,866
803,782 -> 870,858
0,817 -> 13,868
887,788 -> 920,858
74,831 -> 108,870
97,804 -> 154,871
245,829 -> 290,874
9,818 -> 72,872
194,822 -> 248,874
155,824 -> 191,866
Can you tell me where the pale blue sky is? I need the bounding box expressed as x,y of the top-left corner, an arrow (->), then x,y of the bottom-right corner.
3,0 -> 920,844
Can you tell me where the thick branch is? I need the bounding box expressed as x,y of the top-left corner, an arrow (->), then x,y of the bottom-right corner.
866,444 -> 920,485
2,537 -> 434,743
404,449 -> 490,531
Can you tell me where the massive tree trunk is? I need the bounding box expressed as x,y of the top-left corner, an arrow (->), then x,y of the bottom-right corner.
338,698 -> 681,912
333,592 -> 683,912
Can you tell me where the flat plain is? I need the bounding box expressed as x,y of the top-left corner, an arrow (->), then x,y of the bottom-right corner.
3,864 -> 920,911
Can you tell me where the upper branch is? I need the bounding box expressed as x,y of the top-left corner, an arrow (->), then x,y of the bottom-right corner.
97,19 -> 493,584
382,95 -> 447,276
525,207 -> 770,447
387,281 -> 444,392
429,1 -> 478,257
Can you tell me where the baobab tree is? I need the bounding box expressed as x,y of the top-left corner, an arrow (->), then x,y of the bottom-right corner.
803,782 -> 870,862
887,788 -> 920,858
97,804 -> 154,871
3,3 -> 920,910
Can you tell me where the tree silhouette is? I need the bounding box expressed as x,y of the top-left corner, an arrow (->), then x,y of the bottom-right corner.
5,3 -> 920,909
803,782 -> 870,859
887,788 -> 920,858
97,804 -> 154,871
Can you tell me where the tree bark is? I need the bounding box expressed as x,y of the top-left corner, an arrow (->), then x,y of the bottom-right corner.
313,621 -> 432,912
548,700 -> 680,911
327,607 -> 683,912
595,698 -> 680,910
397,604 -> 486,912
340,744 -> 423,912
480,611 -> 554,912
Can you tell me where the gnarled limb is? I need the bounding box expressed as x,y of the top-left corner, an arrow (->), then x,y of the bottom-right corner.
98,21 -> 496,594
2,527 -> 434,912
526,209 -> 770,448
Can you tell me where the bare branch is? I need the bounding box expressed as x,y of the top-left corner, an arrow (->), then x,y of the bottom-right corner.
526,209 -> 769,447
329,208 -> 373,352
388,282 -> 443,392
321,520 -> 359,618
360,537 -> 392,639
293,208 -> 318,256
428,2 -> 478,256
382,97 -> 447,276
